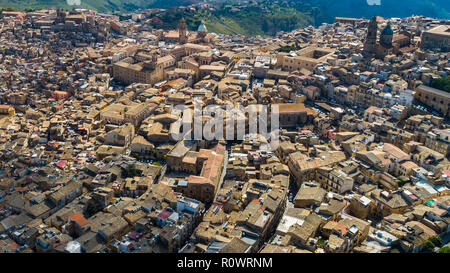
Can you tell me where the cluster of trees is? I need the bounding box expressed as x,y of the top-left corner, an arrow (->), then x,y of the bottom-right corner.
216,5 -> 313,36
440,246 -> 450,253
123,163 -> 140,178
431,76 -> 450,92
0,7 -> 16,13
277,42 -> 301,53
317,238 -> 326,248
131,148 -> 157,160
147,4 -> 314,36
396,176 -> 410,187
422,236 -> 443,252
260,15 -> 306,36
151,10 -> 184,30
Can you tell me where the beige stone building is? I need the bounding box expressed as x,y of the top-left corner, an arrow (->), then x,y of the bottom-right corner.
100,103 -> 157,126
276,46 -> 335,72
420,25 -> 450,52
104,123 -> 135,147
287,151 -> 347,186
277,103 -> 309,128
415,85 -> 450,117
112,55 -> 164,85
316,161 -> 357,194
425,129 -> 450,157
130,136 -> 155,156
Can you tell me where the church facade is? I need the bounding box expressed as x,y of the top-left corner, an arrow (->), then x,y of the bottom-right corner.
363,16 -> 415,59
177,18 -> 214,45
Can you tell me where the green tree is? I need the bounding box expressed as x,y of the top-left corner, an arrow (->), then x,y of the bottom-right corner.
423,240 -> 435,252
123,163 -> 139,178
152,162 -> 162,167
397,176 -> 408,187
429,236 -> 443,247
439,246 -> 450,253
317,238 -> 326,248
431,76 -> 450,92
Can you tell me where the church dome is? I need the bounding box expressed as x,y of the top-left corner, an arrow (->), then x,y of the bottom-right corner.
198,21 -> 208,33
381,23 -> 393,36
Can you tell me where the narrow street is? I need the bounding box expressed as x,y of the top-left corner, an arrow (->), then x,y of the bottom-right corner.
214,148 -> 229,201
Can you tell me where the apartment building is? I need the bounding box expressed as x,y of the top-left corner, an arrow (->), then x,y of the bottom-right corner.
276,46 -> 335,72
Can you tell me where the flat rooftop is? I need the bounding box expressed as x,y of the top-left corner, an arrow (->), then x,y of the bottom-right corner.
277,103 -> 307,114
424,25 -> 450,36
168,140 -> 195,158
417,84 -> 449,97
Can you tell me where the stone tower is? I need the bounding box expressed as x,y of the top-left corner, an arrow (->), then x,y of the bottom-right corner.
56,9 -> 66,24
179,18 -> 187,44
363,16 -> 378,56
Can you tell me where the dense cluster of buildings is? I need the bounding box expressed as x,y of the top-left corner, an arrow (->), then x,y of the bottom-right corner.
0,8 -> 448,253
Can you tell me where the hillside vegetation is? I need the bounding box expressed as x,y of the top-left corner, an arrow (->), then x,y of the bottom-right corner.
151,5 -> 314,36
0,0 -> 449,36
0,0 -> 198,12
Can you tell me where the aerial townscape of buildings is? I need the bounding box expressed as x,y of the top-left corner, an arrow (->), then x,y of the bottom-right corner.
0,8 -> 449,254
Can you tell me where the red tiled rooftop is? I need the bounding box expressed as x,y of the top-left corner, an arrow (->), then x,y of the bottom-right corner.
68,212 -> 89,227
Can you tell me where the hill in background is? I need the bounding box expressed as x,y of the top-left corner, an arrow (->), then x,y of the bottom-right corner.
150,4 -> 315,36
0,0 -> 449,36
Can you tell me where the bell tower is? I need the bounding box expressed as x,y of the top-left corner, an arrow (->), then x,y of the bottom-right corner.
363,16 -> 378,56
179,18 -> 187,44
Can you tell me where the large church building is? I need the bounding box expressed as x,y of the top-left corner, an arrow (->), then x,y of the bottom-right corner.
363,16 -> 415,59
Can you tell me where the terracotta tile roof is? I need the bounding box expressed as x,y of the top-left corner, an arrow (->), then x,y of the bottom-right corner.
69,212 -> 89,227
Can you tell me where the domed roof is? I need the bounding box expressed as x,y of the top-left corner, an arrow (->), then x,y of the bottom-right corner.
381,23 -> 394,36
198,21 -> 208,33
